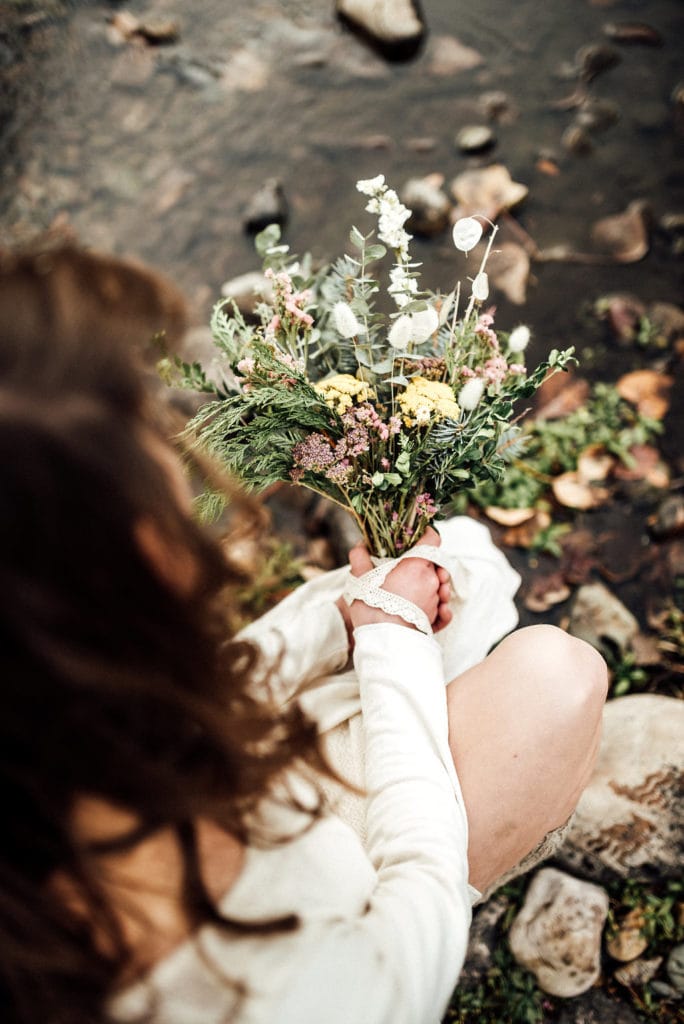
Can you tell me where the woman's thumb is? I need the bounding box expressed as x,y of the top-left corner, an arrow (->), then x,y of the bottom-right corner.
349,544 -> 374,578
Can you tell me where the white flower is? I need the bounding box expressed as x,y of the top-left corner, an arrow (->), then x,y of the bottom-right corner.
356,175 -> 385,196
471,272 -> 489,302
452,217 -> 483,253
508,325 -> 531,352
388,265 -> 418,308
388,307 -> 439,349
388,314 -> 413,350
333,301 -> 364,338
415,406 -> 431,424
458,377 -> 485,411
410,307 -> 439,343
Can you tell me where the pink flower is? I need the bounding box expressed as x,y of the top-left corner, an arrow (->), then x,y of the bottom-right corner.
483,355 -> 508,384
509,362 -> 526,375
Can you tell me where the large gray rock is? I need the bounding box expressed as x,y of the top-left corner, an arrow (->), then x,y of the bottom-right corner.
559,694 -> 684,880
567,581 -> 639,655
336,0 -> 423,46
509,868 -> 609,996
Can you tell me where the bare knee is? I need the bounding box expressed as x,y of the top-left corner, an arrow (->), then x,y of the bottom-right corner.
496,624 -> 608,720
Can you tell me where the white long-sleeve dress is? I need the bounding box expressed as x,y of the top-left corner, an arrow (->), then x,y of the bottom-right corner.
111,517 -> 520,1024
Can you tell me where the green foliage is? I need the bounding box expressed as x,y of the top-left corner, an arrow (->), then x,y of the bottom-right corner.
608,650 -> 650,697
471,382 -> 662,511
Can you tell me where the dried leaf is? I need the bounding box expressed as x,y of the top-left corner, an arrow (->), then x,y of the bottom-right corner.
613,444 -> 670,487
630,631 -> 663,666
485,506 -> 536,526
450,164 -> 528,220
535,376 -> 590,421
483,242 -> 530,305
616,369 -> 673,419
536,158 -> 560,176
552,471 -> 610,509
501,509 -> 552,549
591,200 -> 650,262
577,444 -> 616,482
524,571 -> 572,613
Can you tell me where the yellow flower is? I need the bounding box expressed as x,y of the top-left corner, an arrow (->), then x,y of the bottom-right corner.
314,374 -> 375,414
398,377 -> 460,427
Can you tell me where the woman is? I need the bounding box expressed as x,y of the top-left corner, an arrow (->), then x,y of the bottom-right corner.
0,246 -> 607,1024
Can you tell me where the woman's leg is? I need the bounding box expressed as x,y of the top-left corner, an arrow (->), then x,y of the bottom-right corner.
445,625 -> 608,894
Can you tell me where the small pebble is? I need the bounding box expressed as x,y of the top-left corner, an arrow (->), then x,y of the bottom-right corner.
455,125 -> 495,153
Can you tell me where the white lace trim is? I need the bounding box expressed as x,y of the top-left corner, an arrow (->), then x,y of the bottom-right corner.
342,545 -> 455,635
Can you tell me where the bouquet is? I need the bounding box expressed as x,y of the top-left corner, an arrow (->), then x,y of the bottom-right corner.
170,175 -> 574,558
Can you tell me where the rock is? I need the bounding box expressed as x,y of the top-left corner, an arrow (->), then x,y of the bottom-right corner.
221,271 -> 274,316
243,179 -> 288,234
458,893 -> 510,985
614,956 -> 662,988
649,494 -> 684,539
575,98 -> 621,133
673,82 -> 684,135
401,176 -> 451,237
568,581 -> 639,655
479,90 -> 518,125
556,987 -> 643,1024
606,907 -> 648,961
336,0 -> 424,48
509,867 -> 609,997
561,124 -> 594,155
575,42 -> 621,83
667,943 -> 684,992
427,35 -> 483,76
455,125 -> 495,153
558,694 -> 684,881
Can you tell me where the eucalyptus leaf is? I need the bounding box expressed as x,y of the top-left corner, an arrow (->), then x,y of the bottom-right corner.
371,359 -> 393,374
387,374 -> 409,385
364,244 -> 387,262
438,290 -> 456,327
349,226 -> 365,249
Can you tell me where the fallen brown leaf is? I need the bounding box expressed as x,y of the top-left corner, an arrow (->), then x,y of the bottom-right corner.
552,471 -> 611,509
591,200 -> 650,262
616,368 -> 673,419
501,509 -> 552,549
524,571 -> 572,613
613,444 -> 670,487
535,376 -> 590,420
450,164 -> 528,220
630,631 -> 663,666
577,444 -> 616,482
485,506 -> 536,526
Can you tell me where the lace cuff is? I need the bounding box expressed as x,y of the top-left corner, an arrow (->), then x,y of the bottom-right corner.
342,545 -> 454,635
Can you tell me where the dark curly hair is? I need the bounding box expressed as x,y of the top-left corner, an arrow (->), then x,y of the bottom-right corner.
0,245 -> 329,1023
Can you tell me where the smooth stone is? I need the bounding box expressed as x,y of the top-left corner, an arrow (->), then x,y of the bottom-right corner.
567,581 -> 639,655
455,125 -> 495,153
558,695 -> 684,881
401,176 -> 451,236
667,943 -> 684,992
650,494 -> 684,539
243,178 -> 288,234
336,0 -> 423,46
509,868 -> 609,997
562,123 -> 594,155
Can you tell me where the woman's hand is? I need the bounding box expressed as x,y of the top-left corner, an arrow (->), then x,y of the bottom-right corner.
339,527 -> 453,636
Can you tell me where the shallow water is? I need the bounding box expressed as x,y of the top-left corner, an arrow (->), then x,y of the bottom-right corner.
2,0 -> 683,350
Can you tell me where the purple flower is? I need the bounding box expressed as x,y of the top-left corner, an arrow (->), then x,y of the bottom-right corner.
292,433 -> 335,471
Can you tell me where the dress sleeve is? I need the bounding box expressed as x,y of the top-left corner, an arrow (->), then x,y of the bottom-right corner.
275,623 -> 472,1024
237,600 -> 350,701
